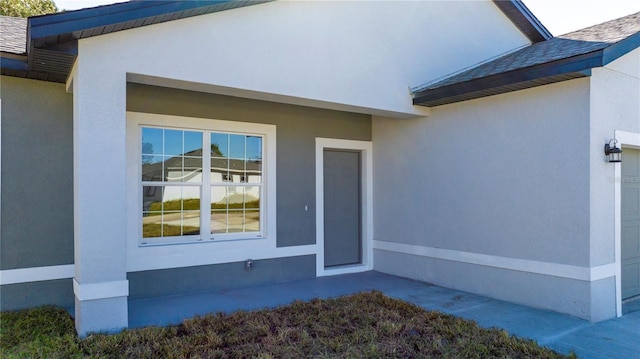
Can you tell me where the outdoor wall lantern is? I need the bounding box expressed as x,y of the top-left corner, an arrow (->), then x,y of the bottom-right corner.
604,139 -> 622,163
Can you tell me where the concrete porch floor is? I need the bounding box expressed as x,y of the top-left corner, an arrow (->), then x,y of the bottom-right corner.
129,271 -> 639,359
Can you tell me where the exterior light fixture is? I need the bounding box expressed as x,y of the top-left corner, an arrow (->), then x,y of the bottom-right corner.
604,139 -> 622,163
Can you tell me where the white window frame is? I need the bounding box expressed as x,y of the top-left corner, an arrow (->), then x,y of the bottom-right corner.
139,126 -> 207,245
139,125 -> 266,245
126,112 -> 277,268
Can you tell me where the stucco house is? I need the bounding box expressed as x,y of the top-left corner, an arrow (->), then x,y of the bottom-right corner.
1,0 -> 638,336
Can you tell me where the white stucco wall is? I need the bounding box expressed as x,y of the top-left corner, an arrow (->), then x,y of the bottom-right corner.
70,52 -> 129,335
76,0 -> 530,119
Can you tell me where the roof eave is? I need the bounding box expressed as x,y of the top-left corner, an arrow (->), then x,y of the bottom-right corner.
413,51 -> 603,107
492,0 -> 553,43
11,0 -> 270,83
602,31 -> 640,65
28,0 -> 270,47
1,56 -> 28,71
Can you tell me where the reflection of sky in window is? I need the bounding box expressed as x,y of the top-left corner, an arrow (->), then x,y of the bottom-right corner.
229,135 -> 245,159
164,130 -> 183,156
142,128 -> 162,155
211,133 -> 228,157
183,131 -> 202,155
211,133 -> 262,160
247,136 -> 262,160
142,128 -> 202,157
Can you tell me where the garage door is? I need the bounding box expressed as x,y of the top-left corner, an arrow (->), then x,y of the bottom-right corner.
622,148 -> 640,299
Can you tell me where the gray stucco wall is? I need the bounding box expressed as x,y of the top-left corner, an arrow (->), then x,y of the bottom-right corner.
373,79 -> 591,266
589,48 -> 640,267
374,250 -> 614,321
372,78 -> 602,320
128,255 -> 315,299
126,83 -> 372,247
1,76 -> 74,270
0,279 -> 74,311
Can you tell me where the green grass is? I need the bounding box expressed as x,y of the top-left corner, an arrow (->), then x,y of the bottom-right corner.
0,291 -> 574,358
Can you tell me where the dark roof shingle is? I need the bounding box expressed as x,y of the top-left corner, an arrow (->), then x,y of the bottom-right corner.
413,11 -> 640,106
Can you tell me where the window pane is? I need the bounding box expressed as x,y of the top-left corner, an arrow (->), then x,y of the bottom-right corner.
227,187 -> 243,208
181,190 -> 200,236
228,159 -> 245,183
165,156 -> 184,182
245,186 -> 260,209
245,209 -> 260,232
246,160 -> 262,183
211,186 -> 228,209
142,212 -> 163,238
161,211 -> 183,236
183,131 -> 203,156
163,156 -> 203,183
246,136 -> 262,160
211,132 -> 228,158
211,211 -> 227,234
142,127 -> 162,155
183,157 -> 203,183
211,158 -> 229,182
182,211 -> 201,235
143,186 -> 163,211
142,156 -> 164,181
229,134 -> 245,159
227,210 -> 244,233
141,127 -> 264,243
142,184 -> 164,239
164,130 -> 183,156
142,186 -> 200,238
210,186 -> 260,235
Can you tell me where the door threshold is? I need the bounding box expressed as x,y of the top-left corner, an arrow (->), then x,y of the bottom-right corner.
321,263 -> 370,277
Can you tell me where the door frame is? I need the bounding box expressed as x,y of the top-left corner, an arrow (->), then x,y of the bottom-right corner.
615,130 -> 640,316
315,138 -> 373,276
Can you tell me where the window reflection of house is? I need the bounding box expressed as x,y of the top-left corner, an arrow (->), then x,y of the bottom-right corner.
142,151 -> 262,207
141,129 -> 264,240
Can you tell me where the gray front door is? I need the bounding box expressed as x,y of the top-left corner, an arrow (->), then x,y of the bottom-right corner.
622,148 -> 640,299
323,149 -> 361,268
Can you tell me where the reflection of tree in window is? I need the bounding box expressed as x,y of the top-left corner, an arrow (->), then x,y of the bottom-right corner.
140,127 -> 202,241
142,142 -> 154,164
139,126 -> 264,243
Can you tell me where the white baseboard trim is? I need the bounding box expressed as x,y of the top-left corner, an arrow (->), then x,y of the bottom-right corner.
127,244 -> 317,272
0,264 -> 74,285
0,247 -> 319,285
74,279 -> 129,301
374,240 -> 616,282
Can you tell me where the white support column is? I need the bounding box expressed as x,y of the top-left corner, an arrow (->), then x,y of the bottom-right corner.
72,56 -> 128,336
